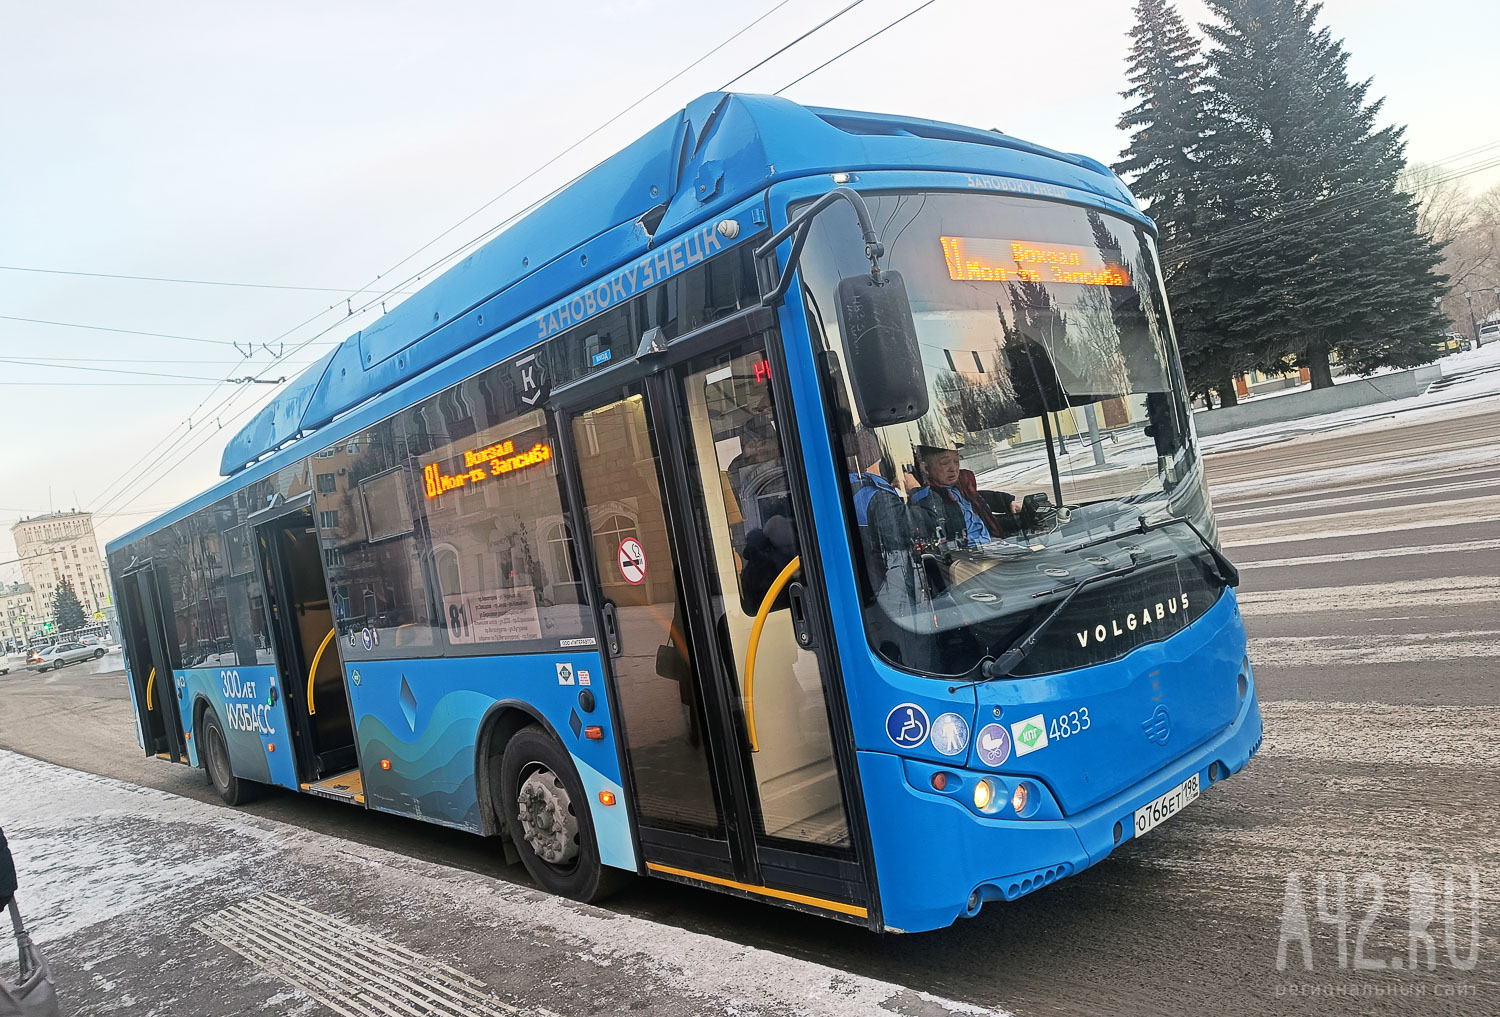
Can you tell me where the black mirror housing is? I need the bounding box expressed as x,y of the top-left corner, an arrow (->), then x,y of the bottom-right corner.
836,271 -> 928,426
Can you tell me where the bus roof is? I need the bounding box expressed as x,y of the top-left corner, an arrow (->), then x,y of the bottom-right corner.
109,91 -> 1135,556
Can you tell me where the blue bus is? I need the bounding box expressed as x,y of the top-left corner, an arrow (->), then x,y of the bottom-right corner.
107,92 -> 1262,933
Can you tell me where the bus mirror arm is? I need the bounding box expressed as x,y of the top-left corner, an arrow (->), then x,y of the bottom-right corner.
755,186 -> 884,307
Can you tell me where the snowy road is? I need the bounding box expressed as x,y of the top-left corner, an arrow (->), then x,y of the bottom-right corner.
2,397 -> 1497,1015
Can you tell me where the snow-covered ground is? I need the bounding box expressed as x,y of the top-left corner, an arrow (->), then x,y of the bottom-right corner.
1198,341 -> 1500,454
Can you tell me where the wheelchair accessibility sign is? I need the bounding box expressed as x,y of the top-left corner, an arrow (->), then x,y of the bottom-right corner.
885,703 -> 930,748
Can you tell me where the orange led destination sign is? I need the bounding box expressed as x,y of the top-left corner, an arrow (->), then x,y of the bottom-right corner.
423,438 -> 553,499
940,236 -> 1131,286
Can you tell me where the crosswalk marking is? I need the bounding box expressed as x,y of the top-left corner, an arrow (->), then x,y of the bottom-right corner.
1220,493 -> 1500,546
1216,476 -> 1500,523
1258,700 -> 1500,769
1238,536 -> 1500,569
1238,575 -> 1500,615
1251,630 -> 1500,667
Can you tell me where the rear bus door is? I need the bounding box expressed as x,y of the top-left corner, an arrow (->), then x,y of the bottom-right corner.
119,561 -> 189,762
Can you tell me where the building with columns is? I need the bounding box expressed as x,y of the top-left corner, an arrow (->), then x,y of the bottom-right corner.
11,510 -> 111,622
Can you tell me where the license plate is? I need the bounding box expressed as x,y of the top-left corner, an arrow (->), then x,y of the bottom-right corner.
1133,772 -> 1200,838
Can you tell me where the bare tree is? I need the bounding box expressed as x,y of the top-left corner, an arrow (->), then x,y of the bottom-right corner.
1402,164 -> 1500,333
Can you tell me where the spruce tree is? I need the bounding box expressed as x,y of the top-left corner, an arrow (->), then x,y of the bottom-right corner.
1113,0 -> 1250,406
51,576 -> 87,634
1195,0 -> 1447,387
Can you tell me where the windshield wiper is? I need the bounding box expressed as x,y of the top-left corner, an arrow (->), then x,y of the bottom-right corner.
1065,513 -> 1239,587
947,558 -> 1157,692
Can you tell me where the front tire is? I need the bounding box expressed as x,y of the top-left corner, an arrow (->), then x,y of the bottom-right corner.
201,710 -> 261,806
94,648 -> 105,659
500,725 -> 630,903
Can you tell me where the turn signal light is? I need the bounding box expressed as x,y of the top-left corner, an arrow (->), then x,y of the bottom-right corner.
584,725 -> 604,740
381,759 -> 392,770
1011,782 -> 1030,814
931,772 -> 949,791
598,791 -> 616,806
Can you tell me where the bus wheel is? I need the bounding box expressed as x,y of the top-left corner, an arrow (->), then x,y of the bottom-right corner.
200,710 -> 261,806
500,725 -> 630,903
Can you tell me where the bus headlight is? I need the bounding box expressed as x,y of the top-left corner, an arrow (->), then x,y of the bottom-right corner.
973,778 -> 995,811
1011,782 -> 1029,814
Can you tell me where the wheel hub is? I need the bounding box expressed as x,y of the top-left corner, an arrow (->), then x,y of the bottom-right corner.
516,768 -> 579,865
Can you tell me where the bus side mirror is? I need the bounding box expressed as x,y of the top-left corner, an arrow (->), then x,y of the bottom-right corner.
836,271 -> 928,426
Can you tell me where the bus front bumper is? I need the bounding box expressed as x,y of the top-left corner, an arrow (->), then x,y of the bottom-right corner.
858,684 -> 1263,933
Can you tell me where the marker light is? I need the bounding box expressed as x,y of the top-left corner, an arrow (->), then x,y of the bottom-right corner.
1011,782 -> 1029,814
584,725 -> 604,740
598,791 -> 616,806
267,743 -> 275,753
931,772 -> 949,791
973,778 -> 995,811
831,172 -> 851,184
381,759 -> 392,770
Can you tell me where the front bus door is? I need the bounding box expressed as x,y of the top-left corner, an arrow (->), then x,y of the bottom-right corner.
120,562 -> 188,763
560,318 -> 869,921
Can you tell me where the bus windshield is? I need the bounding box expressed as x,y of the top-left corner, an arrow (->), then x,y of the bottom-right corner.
799,190 -> 1221,678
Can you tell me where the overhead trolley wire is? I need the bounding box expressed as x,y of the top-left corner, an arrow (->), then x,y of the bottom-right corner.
94,0 -> 933,524
1161,137 -> 1500,263
0,313 -> 250,348
0,263 -> 411,294
1166,151 -> 1500,266
84,0 -> 813,524
774,0 -> 942,95
719,0 -> 868,89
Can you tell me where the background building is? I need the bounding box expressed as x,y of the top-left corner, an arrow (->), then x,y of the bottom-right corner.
0,582 -> 41,650
11,510 -> 111,622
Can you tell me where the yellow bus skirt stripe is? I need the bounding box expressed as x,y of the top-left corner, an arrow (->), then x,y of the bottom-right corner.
645,862 -> 867,919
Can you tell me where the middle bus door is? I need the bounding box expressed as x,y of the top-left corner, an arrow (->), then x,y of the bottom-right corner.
560,322 -> 868,918
252,500 -> 357,784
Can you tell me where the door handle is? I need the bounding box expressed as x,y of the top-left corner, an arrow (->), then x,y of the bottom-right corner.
787,582 -> 815,649
307,628 -> 336,716
743,556 -> 801,752
600,600 -> 622,657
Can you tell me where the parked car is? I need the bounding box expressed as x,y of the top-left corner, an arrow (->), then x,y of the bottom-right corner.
1480,322 -> 1500,347
27,641 -> 106,672
0,653 -> 26,676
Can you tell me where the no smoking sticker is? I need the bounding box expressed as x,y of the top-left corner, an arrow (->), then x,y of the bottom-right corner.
617,537 -> 647,585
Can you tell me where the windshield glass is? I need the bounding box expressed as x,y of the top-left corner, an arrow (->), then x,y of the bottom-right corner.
799,190 -> 1224,678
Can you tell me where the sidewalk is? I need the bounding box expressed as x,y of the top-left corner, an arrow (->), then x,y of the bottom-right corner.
1198,343 -> 1500,454
0,750 -> 1005,1017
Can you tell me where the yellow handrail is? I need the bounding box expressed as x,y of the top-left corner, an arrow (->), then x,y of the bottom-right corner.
306,628 -> 337,716
145,667 -> 156,710
742,555 -> 801,753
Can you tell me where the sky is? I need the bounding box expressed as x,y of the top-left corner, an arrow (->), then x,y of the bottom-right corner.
2,0 -> 1497,582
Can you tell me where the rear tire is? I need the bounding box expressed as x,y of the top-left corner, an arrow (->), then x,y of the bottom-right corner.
201,711 -> 262,806
500,725 -> 631,903
93,648 -> 105,659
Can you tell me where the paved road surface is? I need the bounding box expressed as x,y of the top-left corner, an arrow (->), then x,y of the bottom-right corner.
3,401 -> 1496,1015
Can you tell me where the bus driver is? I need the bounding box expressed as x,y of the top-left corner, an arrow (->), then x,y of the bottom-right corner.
911,444 -> 1024,546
